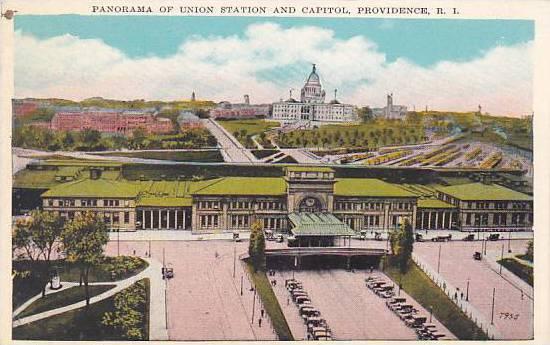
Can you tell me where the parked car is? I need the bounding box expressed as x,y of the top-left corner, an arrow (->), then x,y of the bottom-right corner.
463,234 -> 475,241
488,233 -> 500,241
233,231 -> 241,242
415,233 -> 424,242
473,251 -> 482,260
275,234 -> 284,243
359,230 -> 367,240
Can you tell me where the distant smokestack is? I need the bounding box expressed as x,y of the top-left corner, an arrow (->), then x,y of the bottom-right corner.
244,94 -> 250,105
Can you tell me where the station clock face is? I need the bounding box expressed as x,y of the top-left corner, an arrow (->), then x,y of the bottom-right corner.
304,197 -> 316,207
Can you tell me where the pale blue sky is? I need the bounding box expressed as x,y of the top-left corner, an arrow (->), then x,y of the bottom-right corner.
16,15 -> 533,66
14,16 -> 534,115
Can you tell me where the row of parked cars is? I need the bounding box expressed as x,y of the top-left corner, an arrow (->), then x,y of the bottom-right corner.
285,279 -> 332,341
366,275 -> 446,341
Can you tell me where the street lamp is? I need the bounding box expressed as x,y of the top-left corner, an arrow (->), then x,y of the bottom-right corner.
429,305 -> 433,323
508,232 -> 512,253
466,278 -> 470,302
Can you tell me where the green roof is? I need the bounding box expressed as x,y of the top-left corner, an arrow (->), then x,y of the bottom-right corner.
289,212 -> 355,237
436,183 -> 532,201
334,179 -> 416,198
42,178 -> 140,198
417,198 -> 456,209
193,177 -> 287,196
285,166 -> 334,173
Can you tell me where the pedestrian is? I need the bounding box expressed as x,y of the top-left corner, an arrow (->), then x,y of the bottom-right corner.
370,266 -> 373,273
454,291 -> 458,300
274,279 -> 277,286
133,249 -> 136,255
145,251 -> 148,257
461,292 -> 464,300
261,309 -> 265,318
258,318 -> 262,328
287,297 -> 290,305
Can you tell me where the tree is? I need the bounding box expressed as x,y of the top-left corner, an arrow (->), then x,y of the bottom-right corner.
13,210 -> 65,297
248,220 -> 266,272
389,218 -> 414,273
62,212 -> 109,306
525,240 -> 533,262
81,128 -> 101,146
102,280 -> 147,340
358,106 -> 373,122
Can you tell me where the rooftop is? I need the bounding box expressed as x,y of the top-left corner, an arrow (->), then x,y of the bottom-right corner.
334,178 -> 416,198
42,178 -> 140,198
288,212 -> 356,237
193,177 -> 287,196
436,183 -> 532,201
285,166 -> 334,173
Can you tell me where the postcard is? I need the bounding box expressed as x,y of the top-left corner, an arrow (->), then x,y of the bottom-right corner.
1,0 -> 550,344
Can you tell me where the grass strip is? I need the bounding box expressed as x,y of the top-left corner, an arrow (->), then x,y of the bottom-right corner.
17,284 -> 116,319
245,262 -> 294,340
385,261 -> 488,340
498,258 -> 533,286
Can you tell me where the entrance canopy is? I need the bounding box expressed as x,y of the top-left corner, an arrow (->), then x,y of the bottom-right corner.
288,212 -> 355,237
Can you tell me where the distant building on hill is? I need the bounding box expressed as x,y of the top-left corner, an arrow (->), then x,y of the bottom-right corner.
12,99 -> 40,117
209,95 -> 270,119
271,64 -> 357,125
50,110 -> 173,135
372,94 -> 408,119
178,111 -> 203,129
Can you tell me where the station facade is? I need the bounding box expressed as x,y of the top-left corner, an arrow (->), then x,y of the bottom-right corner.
39,166 -> 533,234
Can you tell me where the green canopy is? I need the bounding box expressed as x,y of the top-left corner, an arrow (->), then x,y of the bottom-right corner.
288,212 -> 356,237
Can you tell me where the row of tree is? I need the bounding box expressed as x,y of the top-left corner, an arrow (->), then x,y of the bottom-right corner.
13,210 -> 109,306
12,125 -> 217,152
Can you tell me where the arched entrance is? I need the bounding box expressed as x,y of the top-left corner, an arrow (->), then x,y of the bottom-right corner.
298,196 -> 323,213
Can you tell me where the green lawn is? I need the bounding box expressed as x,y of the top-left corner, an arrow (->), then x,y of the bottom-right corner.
384,261 -> 488,340
218,119 -> 279,148
498,258 -> 533,286
13,278 -> 150,341
17,284 -> 116,319
277,120 -> 424,149
58,256 -> 148,282
245,263 -> 294,340
13,257 -> 147,309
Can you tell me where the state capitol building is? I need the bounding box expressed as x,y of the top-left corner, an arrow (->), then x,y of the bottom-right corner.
271,65 -> 358,125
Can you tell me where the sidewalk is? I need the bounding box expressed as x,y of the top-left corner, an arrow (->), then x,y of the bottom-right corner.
109,230 -> 249,242
412,252 -> 501,339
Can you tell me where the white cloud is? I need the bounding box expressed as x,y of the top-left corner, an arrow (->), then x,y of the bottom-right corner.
15,23 -> 532,116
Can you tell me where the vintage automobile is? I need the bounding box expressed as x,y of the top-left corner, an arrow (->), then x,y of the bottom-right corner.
275,234 -> 284,243
415,233 -> 424,242
463,234 -> 475,241
359,230 -> 367,240
233,231 -> 242,242
162,267 -> 174,279
432,234 -> 452,242
264,230 -> 274,241
488,233 -> 500,241
473,251 -> 482,260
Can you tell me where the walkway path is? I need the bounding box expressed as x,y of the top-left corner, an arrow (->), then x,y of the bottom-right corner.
12,258 -> 169,340
202,119 -> 258,163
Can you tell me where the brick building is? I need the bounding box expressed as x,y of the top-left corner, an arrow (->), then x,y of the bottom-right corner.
50,110 -> 173,135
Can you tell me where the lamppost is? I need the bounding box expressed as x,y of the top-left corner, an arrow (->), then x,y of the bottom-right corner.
466,278 -> 470,302
508,232 -> 512,253
437,243 -> 442,274
429,305 -> 433,323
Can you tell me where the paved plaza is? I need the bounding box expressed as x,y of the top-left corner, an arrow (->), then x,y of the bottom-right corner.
272,268 -> 454,340
414,239 -> 534,340
105,240 -> 276,341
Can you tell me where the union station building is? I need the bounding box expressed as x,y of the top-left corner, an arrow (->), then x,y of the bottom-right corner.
33,164 -> 533,234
